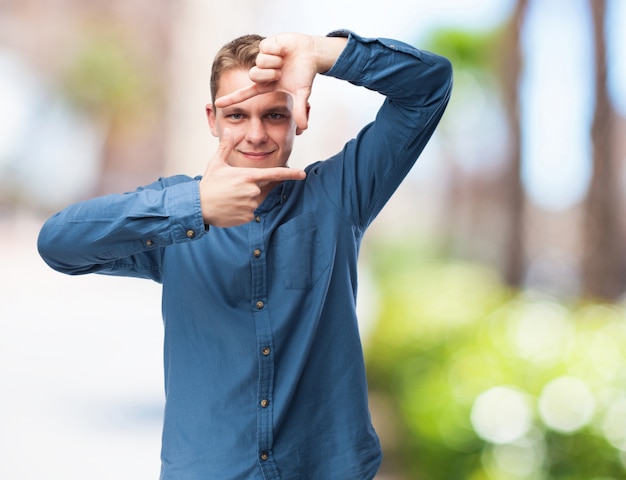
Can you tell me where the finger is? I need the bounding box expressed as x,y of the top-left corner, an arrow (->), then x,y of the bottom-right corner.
215,80 -> 279,108
214,84 -> 261,108
252,167 -> 307,186
255,52 -> 283,70
293,106 -> 308,131
248,66 -> 282,84
216,127 -> 235,164
292,93 -> 310,131
258,36 -> 285,56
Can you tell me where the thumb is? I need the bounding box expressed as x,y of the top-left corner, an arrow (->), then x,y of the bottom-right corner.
203,128 -> 234,178
293,91 -> 311,132
216,128 -> 235,165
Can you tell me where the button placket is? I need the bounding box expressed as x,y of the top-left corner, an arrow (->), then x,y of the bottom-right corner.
248,211 -> 277,474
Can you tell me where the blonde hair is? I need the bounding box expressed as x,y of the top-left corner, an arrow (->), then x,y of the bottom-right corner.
210,34 -> 265,103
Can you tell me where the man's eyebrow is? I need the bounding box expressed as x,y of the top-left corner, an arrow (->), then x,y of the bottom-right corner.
219,104 -> 292,116
220,106 -> 245,114
262,105 -> 292,115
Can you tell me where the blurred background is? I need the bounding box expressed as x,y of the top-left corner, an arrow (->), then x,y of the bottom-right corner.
2,0 -> 626,478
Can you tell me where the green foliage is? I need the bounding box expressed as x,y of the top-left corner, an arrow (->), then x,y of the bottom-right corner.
59,33 -> 153,121
425,28 -> 501,75
365,239 -> 626,479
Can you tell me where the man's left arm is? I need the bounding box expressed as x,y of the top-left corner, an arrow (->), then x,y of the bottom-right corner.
319,31 -> 453,228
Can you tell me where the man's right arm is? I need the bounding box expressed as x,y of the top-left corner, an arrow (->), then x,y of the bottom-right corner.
38,130 -> 306,278
37,176 -> 205,281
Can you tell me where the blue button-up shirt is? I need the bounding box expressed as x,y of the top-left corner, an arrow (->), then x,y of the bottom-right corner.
38,32 -> 452,480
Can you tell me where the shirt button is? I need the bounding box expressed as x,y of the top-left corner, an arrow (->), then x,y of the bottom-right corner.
186,229 -> 195,239
255,215 -> 261,223
260,452 -> 269,461
256,301 -> 264,310
260,399 -> 269,408
145,239 -> 154,247
253,249 -> 262,258
262,347 -> 270,356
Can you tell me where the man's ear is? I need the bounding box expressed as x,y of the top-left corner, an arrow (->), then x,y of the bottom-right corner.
295,103 -> 311,136
205,103 -> 219,137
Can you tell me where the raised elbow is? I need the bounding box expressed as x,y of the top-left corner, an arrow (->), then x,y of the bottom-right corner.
37,216 -> 79,275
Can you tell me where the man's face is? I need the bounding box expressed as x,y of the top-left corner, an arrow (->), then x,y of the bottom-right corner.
206,68 -> 303,169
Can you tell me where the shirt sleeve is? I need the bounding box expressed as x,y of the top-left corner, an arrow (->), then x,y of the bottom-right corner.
37,175 -> 206,282
314,30 -> 453,230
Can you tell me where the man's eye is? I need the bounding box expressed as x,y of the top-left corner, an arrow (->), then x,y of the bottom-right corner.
228,113 -> 243,120
267,113 -> 285,120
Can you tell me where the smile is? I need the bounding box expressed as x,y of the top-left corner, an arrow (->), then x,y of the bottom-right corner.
240,151 -> 275,160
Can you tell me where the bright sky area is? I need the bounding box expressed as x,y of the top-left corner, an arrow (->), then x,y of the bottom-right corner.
1,0 -> 625,210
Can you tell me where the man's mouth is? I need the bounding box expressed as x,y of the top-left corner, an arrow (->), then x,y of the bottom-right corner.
240,151 -> 274,161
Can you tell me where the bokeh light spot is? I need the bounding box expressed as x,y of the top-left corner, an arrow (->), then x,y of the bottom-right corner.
510,301 -> 574,365
538,376 -> 595,433
471,386 -> 532,444
490,432 -> 545,477
601,396 -> 626,451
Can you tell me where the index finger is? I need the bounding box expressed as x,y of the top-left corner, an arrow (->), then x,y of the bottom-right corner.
250,166 -> 306,186
214,82 -> 272,108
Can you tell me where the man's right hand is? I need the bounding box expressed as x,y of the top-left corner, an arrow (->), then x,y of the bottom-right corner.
199,129 -> 306,228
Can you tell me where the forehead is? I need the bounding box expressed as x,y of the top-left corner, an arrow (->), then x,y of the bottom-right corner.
216,69 -> 293,111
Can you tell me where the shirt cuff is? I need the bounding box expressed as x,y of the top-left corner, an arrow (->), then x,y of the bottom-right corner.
326,29 -> 351,38
164,179 -> 207,243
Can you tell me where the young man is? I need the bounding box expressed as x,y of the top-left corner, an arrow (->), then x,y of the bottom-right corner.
38,30 -> 452,479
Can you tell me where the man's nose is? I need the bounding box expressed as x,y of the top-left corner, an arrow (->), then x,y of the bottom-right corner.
245,118 -> 268,144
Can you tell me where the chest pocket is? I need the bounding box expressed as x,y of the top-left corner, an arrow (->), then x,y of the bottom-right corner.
270,213 -> 331,290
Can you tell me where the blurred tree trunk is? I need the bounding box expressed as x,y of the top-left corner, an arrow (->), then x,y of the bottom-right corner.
498,0 -> 528,287
582,0 -> 624,301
